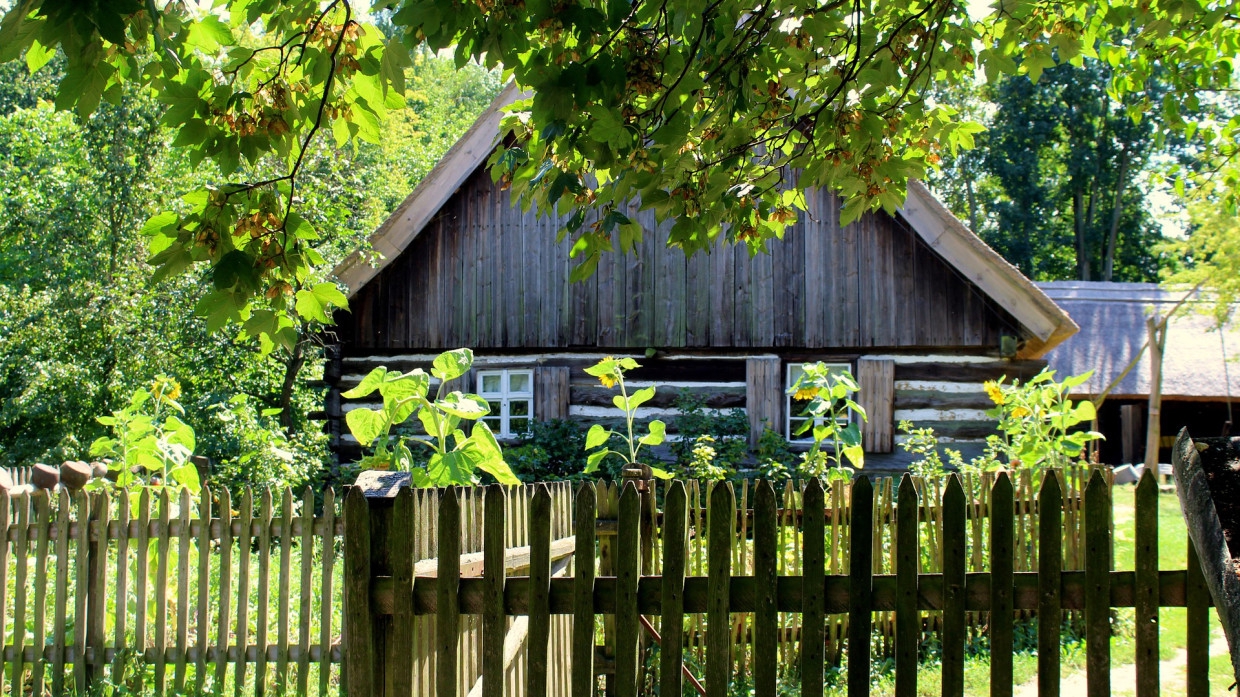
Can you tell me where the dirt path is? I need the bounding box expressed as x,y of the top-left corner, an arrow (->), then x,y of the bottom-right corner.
1012,631 -> 1230,697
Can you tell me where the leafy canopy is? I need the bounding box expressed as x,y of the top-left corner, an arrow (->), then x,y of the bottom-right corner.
1,0 -> 1237,316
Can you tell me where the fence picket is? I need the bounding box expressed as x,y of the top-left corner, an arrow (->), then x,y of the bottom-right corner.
847,477 -> 874,697
154,488 -> 172,695
1036,472 -> 1063,697
990,472 -> 1014,697
115,491 -> 132,687
297,487 -> 314,697
659,481 -> 688,696
11,491 -> 29,694
482,485 -> 505,697
318,487 -> 336,697
176,487 -> 192,692
895,475 -> 918,697
1185,536 -> 1209,697
753,480 -> 777,697
235,488 -> 254,696
342,487 -> 372,697
255,488 -> 274,696
527,484 -> 552,696
706,482 -> 734,697
571,483 -> 596,695
51,491 -> 67,695
616,482 -> 641,697
1084,470 -> 1110,697
72,492 -> 89,694
196,485 -> 211,694
278,487 -> 294,690
1133,471 -> 1159,697
216,487 -> 234,692
89,490 -> 110,686
31,491 -> 50,696
942,475 -> 967,697
801,478 -> 825,697
391,485 -> 416,697
437,487 -> 461,697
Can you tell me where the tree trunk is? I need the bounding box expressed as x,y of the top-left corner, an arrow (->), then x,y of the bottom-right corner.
1073,188 -> 1092,281
964,168 -> 980,234
279,329 -> 308,432
1103,148 -> 1131,282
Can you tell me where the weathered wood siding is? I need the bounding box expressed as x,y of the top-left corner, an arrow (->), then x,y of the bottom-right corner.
857,358 -> 895,453
336,167 -> 1023,351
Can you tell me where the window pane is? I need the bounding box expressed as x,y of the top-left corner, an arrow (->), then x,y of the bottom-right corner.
787,364 -> 805,390
508,371 -> 531,393
486,400 -> 502,417
510,400 -> 530,417
482,415 -> 502,430
481,374 -> 501,393
511,417 -> 530,434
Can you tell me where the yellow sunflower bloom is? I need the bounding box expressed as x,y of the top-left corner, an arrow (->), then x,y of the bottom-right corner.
984,381 -> 1005,406
599,373 -> 618,389
1011,406 -> 1031,418
793,387 -> 818,401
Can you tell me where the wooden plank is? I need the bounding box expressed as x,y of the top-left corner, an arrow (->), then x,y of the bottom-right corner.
857,358 -> 895,453
1185,536 -> 1209,697
155,488 -> 172,695
391,486 -> 416,697
527,485 -> 553,695
706,482 -> 734,697
746,356 -> 782,445
343,487 -> 373,697
847,477 -> 873,697
254,489 -> 274,696
990,472 -> 1014,697
175,488 -> 192,692
660,482 -> 688,696
51,491 -> 68,695
482,486 -> 505,697
196,486 -> 211,694
571,484 -> 597,694
753,480 -> 777,697
1134,471 -> 1159,697
1038,472 -> 1062,697
319,488 -> 336,697
277,489 -> 294,691
895,475 -> 918,697
215,487 -> 233,692
942,475 -> 966,697
72,492 -> 89,694
11,491 -> 29,695
616,482 -> 641,697
235,489 -> 254,696
801,478 -> 825,697
1084,470 -> 1110,697
31,491 -> 50,696
297,488 -> 314,696
437,487 -> 461,697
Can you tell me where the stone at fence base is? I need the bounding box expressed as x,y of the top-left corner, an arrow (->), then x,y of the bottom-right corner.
60,460 -> 92,490
0,468 -> 13,493
91,462 -> 108,479
31,463 -> 60,490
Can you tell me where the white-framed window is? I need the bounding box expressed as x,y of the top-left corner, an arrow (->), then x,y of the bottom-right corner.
477,369 -> 534,437
786,362 -> 853,441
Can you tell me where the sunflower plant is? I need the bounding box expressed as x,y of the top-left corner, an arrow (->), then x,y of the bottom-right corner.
582,357 -> 672,479
982,369 -> 1102,470
788,363 -> 867,482
89,375 -> 201,496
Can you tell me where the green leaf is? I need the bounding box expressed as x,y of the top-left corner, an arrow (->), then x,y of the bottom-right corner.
431,348 -> 473,381
342,367 -> 388,399
168,463 -> 202,494
584,448 -> 609,474
295,282 -> 347,323
346,408 -> 387,447
24,38 -> 53,73
649,466 -> 673,480
585,424 -> 612,450
639,419 -> 666,446
185,15 -> 235,53
627,386 -> 656,410
435,393 -> 489,420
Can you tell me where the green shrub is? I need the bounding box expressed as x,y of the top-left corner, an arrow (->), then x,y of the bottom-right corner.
506,419 -> 592,482
670,389 -> 748,471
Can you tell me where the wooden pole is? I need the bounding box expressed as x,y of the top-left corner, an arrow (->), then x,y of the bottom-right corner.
1144,315 -> 1166,471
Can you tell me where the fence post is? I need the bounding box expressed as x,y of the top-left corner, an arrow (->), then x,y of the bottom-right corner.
344,470 -> 416,697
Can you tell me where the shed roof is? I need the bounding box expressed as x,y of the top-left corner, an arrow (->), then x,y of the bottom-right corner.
332,84 -> 1078,358
1038,281 -> 1240,400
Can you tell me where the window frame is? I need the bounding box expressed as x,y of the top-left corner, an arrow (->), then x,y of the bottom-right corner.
476,369 -> 535,438
785,362 -> 854,442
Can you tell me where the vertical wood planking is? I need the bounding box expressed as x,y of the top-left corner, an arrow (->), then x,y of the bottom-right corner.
1133,471 -> 1159,697
391,486 -> 416,697
895,475 -> 919,697
482,485 -> 505,697
154,488 -> 171,695
255,489 -> 274,696
11,492 -> 29,694
297,488 -> 314,696
660,482 -> 688,697
342,487 -> 373,697
175,488 -> 192,692
616,482 -> 641,697
72,492 -> 89,694
1185,536 -> 1209,697
319,488 -> 336,696
31,491 -> 51,696
753,481 -> 777,697
437,487 -> 461,697
990,473 -> 1015,697
235,488 -> 254,696
571,483 -> 596,695
706,482 -> 734,697
1037,472 -> 1062,697
801,479 -> 825,697
215,487 -> 233,692
941,476 -> 966,697
848,477 -> 873,697
196,486 -> 211,694
51,491 -> 68,695
527,485 -> 553,696
1084,470 -> 1110,697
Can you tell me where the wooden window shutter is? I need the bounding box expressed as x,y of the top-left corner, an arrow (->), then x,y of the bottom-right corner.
535,366 -> 570,421
857,357 -> 895,453
746,357 -> 783,447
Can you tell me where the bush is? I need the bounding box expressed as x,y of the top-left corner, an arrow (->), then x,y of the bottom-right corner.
197,394 -> 327,495
670,389 -> 748,473
506,419 -> 592,482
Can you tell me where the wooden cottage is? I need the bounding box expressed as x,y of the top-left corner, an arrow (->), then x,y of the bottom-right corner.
326,85 -> 1079,469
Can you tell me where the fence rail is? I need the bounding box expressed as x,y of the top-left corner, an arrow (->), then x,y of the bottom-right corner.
0,485 -> 343,696
346,469 -> 1215,697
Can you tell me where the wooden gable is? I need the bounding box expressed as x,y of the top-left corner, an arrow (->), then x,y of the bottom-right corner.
334,165 -> 1027,352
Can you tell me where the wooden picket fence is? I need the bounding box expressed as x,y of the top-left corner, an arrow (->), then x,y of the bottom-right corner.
0,485 -> 343,696
345,468 -> 1215,697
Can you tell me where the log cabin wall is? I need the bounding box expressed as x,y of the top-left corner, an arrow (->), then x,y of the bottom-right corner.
333,166 -> 1026,352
